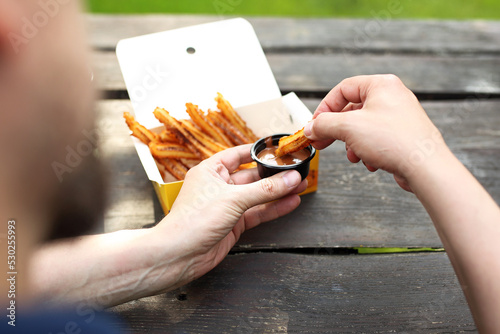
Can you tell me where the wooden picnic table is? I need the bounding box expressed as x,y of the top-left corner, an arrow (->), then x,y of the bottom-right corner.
90,14 -> 500,332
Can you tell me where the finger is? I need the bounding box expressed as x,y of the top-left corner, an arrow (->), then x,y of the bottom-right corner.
347,147 -> 361,163
311,139 -> 335,150
204,144 -> 253,173
235,170 -> 302,210
241,194 -> 301,231
231,181 -> 306,240
342,102 -> 364,112
305,110 -> 357,143
232,170 -> 307,199
363,161 -> 378,172
231,168 -> 261,185
313,75 -> 373,118
292,179 -> 308,194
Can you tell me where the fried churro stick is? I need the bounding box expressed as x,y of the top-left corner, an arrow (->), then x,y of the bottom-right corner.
128,95 -> 260,181
157,158 -> 189,181
237,162 -> 257,171
275,128 -> 312,158
186,103 -> 233,147
179,120 -> 228,153
159,129 -> 177,143
153,107 -> 213,159
180,159 -> 202,169
149,141 -> 198,160
215,93 -> 258,142
123,112 -> 159,145
207,110 -> 250,146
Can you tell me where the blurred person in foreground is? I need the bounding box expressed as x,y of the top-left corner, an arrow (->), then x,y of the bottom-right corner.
0,1 -> 499,334
0,1 -> 307,332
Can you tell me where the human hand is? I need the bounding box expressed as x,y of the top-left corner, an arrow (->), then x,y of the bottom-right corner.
304,74 -> 448,192
158,144 -> 307,282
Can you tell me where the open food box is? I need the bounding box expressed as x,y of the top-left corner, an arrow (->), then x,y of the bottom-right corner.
116,18 -> 319,214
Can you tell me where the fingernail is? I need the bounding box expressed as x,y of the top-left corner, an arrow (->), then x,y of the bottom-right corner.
304,121 -> 313,137
283,171 -> 301,188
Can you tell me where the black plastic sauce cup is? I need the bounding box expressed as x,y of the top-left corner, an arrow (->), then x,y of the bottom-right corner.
251,133 -> 316,181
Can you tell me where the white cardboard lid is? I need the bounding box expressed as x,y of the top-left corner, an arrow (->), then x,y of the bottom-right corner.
116,18 -> 282,129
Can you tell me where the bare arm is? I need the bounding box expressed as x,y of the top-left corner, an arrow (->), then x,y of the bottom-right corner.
31,145 -> 306,308
408,146 -> 500,332
30,227 -> 193,308
305,74 -> 500,332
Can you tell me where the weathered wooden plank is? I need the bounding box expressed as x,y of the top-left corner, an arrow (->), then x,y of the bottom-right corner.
86,15 -> 500,55
109,252 -> 475,333
96,100 -> 156,232
270,53 -> 500,95
97,99 -> 500,248
91,51 -> 500,95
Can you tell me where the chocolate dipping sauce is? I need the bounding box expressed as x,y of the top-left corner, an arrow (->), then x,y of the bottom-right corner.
257,145 -> 309,166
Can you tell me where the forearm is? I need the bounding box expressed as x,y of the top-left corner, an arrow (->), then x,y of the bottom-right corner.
408,147 -> 500,332
30,223 -> 196,308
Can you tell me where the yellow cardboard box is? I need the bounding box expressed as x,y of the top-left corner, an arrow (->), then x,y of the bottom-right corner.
117,18 -> 319,214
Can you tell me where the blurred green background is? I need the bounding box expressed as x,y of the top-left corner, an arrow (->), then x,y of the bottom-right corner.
86,0 -> 500,19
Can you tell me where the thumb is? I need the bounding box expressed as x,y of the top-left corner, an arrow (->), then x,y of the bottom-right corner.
235,170 -> 302,210
304,111 -> 352,143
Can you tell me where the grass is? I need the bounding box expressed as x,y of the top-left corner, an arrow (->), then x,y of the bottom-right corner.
86,0 -> 500,19
354,247 -> 444,254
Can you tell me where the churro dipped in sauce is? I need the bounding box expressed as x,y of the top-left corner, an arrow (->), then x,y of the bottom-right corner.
275,128 -> 312,158
257,137 -> 309,166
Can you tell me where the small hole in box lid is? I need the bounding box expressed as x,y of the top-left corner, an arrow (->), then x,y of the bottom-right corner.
186,47 -> 196,54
